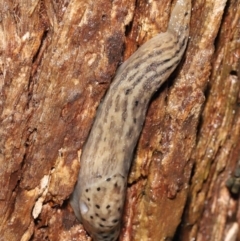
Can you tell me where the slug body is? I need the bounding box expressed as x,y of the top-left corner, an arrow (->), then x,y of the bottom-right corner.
70,0 -> 191,240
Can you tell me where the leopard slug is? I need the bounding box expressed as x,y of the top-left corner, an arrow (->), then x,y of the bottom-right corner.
70,0 -> 191,240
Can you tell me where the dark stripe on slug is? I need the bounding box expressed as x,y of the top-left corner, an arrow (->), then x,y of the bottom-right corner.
121,41 -> 180,87
114,94 -> 120,112
121,98 -> 128,122
141,36 -> 187,77
148,58 -> 184,90
93,125 -> 104,148
127,57 -> 173,91
109,116 -> 116,129
102,107 -> 109,126
105,95 -> 113,114
129,51 -> 181,91
127,70 -> 138,82
129,35 -> 177,67
128,41 -> 178,75
115,36 -> 178,85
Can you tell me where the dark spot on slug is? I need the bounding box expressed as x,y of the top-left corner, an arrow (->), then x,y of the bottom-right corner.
118,207 -> 121,212
96,204 -> 100,209
112,219 -> 118,223
97,187 -> 101,191
87,198 -> 90,201
184,12 -> 188,16
135,100 -> 139,106
134,118 -> 136,123
121,98 -> 128,122
106,177 -> 111,181
85,189 -> 89,192
90,216 -> 93,219
126,127 -> 133,137
114,182 -> 118,188
101,218 -> 106,221
95,213 -> 99,217
125,89 -> 130,95
103,235 -> 109,238
99,223 -> 105,227
106,205 -> 110,209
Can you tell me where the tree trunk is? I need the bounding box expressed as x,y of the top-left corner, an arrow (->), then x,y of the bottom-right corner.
0,0 -> 239,241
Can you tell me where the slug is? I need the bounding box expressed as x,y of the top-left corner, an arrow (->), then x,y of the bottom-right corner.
70,0 -> 191,240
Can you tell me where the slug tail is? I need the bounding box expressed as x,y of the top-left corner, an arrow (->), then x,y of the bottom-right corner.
168,0 -> 191,38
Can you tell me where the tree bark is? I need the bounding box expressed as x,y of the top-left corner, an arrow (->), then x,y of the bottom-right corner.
0,0 -> 239,241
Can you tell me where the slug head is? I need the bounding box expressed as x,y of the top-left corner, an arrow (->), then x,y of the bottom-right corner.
75,174 -> 127,241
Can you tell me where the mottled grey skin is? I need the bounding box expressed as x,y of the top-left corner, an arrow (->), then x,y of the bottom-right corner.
70,0 -> 191,240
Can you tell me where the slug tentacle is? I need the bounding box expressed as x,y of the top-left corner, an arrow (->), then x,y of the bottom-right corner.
70,0 -> 191,240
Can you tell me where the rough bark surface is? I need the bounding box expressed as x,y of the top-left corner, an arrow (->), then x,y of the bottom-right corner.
0,0 -> 239,241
